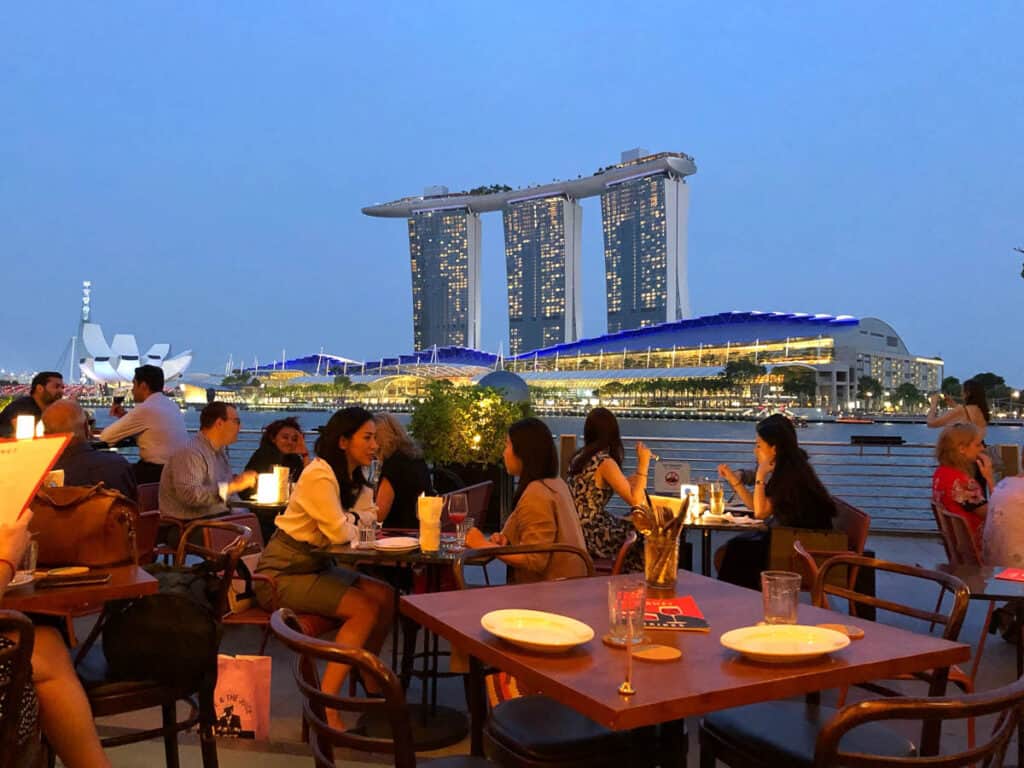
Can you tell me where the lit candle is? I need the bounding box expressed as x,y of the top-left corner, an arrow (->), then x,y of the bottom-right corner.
15,415 -> 35,440
35,420 -> 45,438
256,473 -> 278,504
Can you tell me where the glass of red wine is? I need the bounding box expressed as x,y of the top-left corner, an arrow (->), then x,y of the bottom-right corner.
445,493 -> 470,550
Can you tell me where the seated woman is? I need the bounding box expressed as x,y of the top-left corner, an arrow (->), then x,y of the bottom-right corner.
1,514 -> 112,768
933,422 -> 994,548
716,414 -> 836,589
567,407 -> 650,573
466,417 -> 590,583
253,407 -> 393,720
243,417 -> 310,492
373,413 -> 432,530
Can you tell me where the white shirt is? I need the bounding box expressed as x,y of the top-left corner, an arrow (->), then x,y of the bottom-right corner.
982,476 -> 1024,566
274,458 -> 376,547
98,392 -> 188,465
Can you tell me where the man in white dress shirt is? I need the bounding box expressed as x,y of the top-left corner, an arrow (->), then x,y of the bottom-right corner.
98,364 -> 188,484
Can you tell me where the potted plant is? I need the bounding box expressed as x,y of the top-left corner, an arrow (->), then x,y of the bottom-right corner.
409,380 -> 529,529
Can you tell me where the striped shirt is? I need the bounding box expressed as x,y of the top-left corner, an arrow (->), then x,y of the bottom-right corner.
159,433 -> 233,520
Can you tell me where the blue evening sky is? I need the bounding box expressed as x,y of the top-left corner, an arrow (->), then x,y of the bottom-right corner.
1,2 -> 1021,385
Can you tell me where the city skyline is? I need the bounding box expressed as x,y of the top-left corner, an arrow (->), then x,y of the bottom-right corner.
1,4 -> 1021,384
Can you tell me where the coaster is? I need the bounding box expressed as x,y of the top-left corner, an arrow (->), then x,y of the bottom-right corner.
632,644 -> 682,662
817,623 -> 865,640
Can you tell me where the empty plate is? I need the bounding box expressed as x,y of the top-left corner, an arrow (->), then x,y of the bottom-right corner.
720,624 -> 850,663
481,609 -> 594,654
373,536 -> 420,553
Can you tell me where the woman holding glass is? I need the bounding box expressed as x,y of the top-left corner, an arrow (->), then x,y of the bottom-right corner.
715,414 -> 836,589
465,417 -> 590,583
253,407 -> 393,720
567,407 -> 650,573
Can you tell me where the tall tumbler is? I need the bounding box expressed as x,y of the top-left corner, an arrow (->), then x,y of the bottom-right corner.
644,528 -> 682,590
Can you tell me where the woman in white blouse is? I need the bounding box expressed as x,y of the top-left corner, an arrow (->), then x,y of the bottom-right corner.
254,407 -> 393,713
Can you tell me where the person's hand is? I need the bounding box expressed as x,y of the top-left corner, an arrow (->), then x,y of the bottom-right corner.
977,452 -> 995,484
0,513 -> 32,567
109,403 -> 127,418
296,434 -> 310,462
929,393 -> 941,407
229,470 -> 259,494
635,441 -> 652,466
464,527 -> 490,549
944,394 -> 957,407
718,463 -> 739,487
756,456 -> 775,480
489,532 -> 509,546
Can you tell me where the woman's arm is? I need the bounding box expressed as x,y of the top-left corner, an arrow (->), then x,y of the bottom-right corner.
597,456 -> 648,507
0,515 -> 31,593
927,394 -> 963,428
375,477 -> 396,522
718,463 -> 755,511
302,472 -> 359,544
466,486 -> 556,573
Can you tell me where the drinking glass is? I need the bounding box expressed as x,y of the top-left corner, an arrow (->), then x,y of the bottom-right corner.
453,516 -> 475,551
357,520 -> 379,549
709,482 -> 725,516
445,494 -> 469,532
761,571 -> 801,624
608,577 -> 646,645
19,540 -> 38,574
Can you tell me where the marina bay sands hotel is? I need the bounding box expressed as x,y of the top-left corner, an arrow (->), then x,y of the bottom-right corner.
362,149 -> 696,355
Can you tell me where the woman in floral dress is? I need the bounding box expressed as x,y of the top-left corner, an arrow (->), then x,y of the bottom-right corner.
567,408 -> 651,573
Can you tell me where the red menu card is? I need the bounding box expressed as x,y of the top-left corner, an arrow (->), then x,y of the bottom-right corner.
643,595 -> 710,632
996,568 -> 1024,582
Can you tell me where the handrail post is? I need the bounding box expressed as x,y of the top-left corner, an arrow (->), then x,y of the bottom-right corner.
559,434 -> 577,480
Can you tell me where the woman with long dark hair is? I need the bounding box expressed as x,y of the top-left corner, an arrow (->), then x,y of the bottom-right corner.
465,417 -> 590,582
715,414 -> 836,588
567,407 -> 650,572
244,416 -> 310,484
254,407 -> 393,719
927,378 -> 990,438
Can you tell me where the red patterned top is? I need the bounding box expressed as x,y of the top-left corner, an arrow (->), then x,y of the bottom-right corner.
933,465 -> 986,544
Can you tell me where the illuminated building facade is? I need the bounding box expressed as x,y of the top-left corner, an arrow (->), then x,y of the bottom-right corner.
407,209 -> 481,350
601,164 -> 690,334
503,196 -> 582,355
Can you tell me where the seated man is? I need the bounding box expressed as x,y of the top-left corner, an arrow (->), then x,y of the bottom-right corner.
41,399 -> 137,500
98,364 -> 188,484
0,371 -> 64,437
159,401 -> 257,523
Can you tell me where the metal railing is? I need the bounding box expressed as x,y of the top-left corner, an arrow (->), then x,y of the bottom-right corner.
113,429 -> 940,534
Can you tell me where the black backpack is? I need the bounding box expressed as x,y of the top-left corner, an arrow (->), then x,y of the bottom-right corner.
102,561 -> 223,692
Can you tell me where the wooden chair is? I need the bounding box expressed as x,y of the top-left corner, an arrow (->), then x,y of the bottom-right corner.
270,608 -> 492,768
0,610 -> 44,768
74,520 -> 251,768
137,482 -> 160,513
699,554 -> 971,767
813,673 -> 1024,767
441,481 -> 494,525
594,531 -> 639,576
452,544 -> 662,768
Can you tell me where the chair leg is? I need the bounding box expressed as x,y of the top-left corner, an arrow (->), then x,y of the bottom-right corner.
198,689 -> 219,768
161,701 -> 181,768
257,624 -> 271,655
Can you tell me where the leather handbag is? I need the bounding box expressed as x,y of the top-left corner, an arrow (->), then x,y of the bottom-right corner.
29,484 -> 139,566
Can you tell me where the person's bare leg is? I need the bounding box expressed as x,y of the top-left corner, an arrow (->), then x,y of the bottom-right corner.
321,587 -> 380,729
355,576 -> 395,656
31,627 -> 112,768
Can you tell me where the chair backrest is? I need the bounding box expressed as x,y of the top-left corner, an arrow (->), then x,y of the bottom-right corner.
834,497 -> 871,554
813,553 -> 970,649
453,481 -> 494,522
814,673 -> 1024,767
177,520 -> 252,616
0,610 -> 36,764
610,530 -> 638,576
205,512 -> 265,552
137,482 -> 160,513
270,608 -> 416,768
931,502 -> 956,562
135,510 -> 162,565
453,543 -> 596,590
938,507 -> 984,567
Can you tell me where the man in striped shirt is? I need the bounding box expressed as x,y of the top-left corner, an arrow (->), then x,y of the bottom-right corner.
159,401 -> 257,522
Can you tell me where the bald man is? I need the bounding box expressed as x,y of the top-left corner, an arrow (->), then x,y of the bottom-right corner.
42,400 -> 137,500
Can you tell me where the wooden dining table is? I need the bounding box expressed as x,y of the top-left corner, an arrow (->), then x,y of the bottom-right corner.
2,565 -> 159,619
401,570 -> 970,757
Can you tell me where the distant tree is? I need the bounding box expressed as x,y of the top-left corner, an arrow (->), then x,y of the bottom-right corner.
971,372 -> 1012,402
780,368 -> 817,404
941,376 -> 961,397
893,382 -> 926,410
348,382 -> 370,394
333,374 -> 351,388
722,360 -> 766,384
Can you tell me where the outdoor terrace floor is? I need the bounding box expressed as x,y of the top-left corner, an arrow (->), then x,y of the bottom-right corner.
67,532 -> 1023,766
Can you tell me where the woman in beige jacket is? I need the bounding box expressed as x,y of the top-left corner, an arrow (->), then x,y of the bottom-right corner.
466,417 -> 590,582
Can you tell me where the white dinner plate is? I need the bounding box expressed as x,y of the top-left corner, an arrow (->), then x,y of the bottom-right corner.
481,609 -> 595,654
6,572 -> 34,589
720,624 -> 850,663
373,536 -> 420,553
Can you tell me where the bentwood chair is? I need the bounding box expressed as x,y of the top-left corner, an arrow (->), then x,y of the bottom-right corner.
0,610 -> 44,768
452,544 -> 663,768
813,673 -> 1024,767
74,520 -> 251,768
699,554 -> 970,768
270,608 -> 492,768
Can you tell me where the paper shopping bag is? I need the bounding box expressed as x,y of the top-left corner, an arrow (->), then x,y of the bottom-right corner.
213,654 -> 272,740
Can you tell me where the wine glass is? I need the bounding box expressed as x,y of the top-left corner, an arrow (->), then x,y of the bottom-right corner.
445,493 -> 469,548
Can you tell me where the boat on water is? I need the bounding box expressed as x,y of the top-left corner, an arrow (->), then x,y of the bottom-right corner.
835,415 -> 875,424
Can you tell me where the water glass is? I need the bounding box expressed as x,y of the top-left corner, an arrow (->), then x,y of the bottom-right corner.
357,520 -> 379,549
608,577 -> 646,645
761,571 -> 801,624
19,540 -> 38,574
453,516 -> 475,551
